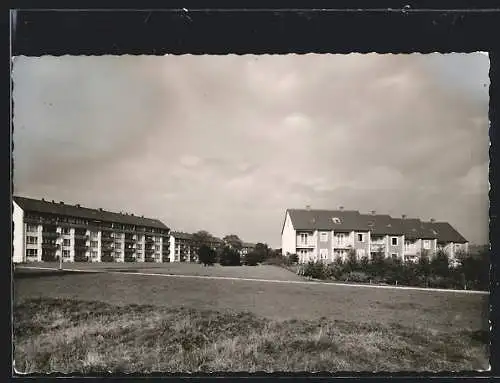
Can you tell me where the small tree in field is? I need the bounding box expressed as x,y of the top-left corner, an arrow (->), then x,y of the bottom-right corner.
220,246 -> 241,266
417,249 -> 431,287
198,244 -> 216,266
244,251 -> 260,266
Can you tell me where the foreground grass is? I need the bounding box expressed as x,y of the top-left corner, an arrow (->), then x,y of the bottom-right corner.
14,298 -> 489,373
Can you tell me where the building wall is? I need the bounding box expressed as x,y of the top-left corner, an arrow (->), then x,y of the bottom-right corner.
169,235 -> 176,262
387,235 -> 404,259
281,212 -> 296,256
353,230 -> 370,258
317,230 -> 332,262
13,201 -> 25,263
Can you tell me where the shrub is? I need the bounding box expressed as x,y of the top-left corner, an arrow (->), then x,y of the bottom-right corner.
285,253 -> 299,266
302,262 -> 326,279
244,251 -> 260,266
220,246 -> 241,266
344,271 -> 370,283
263,256 -> 284,266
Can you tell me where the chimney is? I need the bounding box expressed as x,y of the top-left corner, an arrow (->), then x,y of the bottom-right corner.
99,208 -> 103,211
305,205 -> 311,210
75,204 -> 80,208
430,218 -> 435,223
402,214 -> 407,220
371,210 -> 376,215
339,206 -> 344,211
51,200 -> 55,203
41,198 -> 45,201
59,201 -> 64,205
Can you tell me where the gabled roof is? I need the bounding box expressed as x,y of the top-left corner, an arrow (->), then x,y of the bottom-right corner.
13,196 -> 169,230
396,218 -> 437,240
287,209 -> 370,232
425,221 -> 467,243
361,214 -> 404,236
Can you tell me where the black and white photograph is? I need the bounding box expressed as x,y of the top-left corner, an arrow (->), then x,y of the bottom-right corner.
12,51 -> 490,373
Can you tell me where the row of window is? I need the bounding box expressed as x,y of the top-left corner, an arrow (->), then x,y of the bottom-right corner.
300,232 -> 436,248
26,223 -> 166,236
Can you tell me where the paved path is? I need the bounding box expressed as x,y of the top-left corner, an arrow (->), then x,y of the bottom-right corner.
15,265 -> 489,295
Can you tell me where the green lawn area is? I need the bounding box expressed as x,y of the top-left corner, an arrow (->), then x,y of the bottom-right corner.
13,269 -> 489,373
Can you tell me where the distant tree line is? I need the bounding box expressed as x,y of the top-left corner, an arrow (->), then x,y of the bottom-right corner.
294,247 -> 489,291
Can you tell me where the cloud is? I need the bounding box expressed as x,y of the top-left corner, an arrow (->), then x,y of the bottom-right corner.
12,53 -> 490,246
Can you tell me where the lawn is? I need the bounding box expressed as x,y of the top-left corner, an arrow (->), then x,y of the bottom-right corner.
18,261 -> 304,281
13,271 -> 490,373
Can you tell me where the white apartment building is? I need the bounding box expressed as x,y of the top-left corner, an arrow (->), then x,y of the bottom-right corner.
13,196 -> 170,263
281,208 -> 468,264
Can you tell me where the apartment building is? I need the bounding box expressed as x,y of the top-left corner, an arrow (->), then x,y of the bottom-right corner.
281,208 -> 468,264
169,231 -> 193,262
13,196 -> 170,263
168,231 -> 225,262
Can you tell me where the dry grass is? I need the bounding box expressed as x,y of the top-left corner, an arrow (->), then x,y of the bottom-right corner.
14,297 -> 489,373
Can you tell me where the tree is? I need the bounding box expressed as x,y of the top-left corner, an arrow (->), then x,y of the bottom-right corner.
198,244 -> 216,266
244,251 -> 260,266
191,230 -> 213,259
369,250 -> 386,278
254,243 -> 270,263
219,246 -> 241,266
346,249 -> 359,272
223,234 -> 243,251
417,250 -> 431,286
430,250 -> 450,278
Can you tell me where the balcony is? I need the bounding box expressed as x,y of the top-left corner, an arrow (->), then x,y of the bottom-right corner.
296,241 -> 315,248
74,244 -> 89,251
101,236 -> 113,243
371,244 -> 386,252
124,237 -> 135,243
74,234 -> 88,240
42,243 -> 60,249
42,232 -> 59,238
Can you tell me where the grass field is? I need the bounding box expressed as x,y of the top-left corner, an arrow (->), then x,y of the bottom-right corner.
13,265 -> 490,373
17,262 -> 305,281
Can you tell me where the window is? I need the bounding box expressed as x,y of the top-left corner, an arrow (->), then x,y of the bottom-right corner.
26,236 -> 38,245
336,233 -> 345,245
137,244 -> 142,250
155,245 -> 160,251
404,241 -> 411,250
90,241 -> 98,248
357,233 -> 364,242
423,240 -> 431,250
320,232 -> 328,242
332,217 -> 341,224
26,224 -> 38,233
357,249 -> 366,258
391,253 -> 398,259
391,237 -> 398,246
299,233 -> 308,244
454,244 -> 461,250
90,232 -> 98,240
26,249 -> 38,257
63,239 -> 71,246
62,227 -> 70,235
319,249 -> 328,259
115,250 -> 121,255
62,250 -> 70,258
91,251 -> 98,258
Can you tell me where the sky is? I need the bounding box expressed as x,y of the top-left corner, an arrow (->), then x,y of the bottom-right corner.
12,53 -> 490,248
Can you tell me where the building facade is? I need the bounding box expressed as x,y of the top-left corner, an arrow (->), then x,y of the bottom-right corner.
13,196 -> 170,263
281,208 -> 468,264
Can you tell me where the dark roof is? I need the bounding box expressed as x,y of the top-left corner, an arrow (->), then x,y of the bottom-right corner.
13,196 -> 169,230
171,231 -> 193,240
287,209 -> 370,232
426,222 -> 467,243
396,218 -> 437,240
286,208 -> 466,243
361,214 -> 404,236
